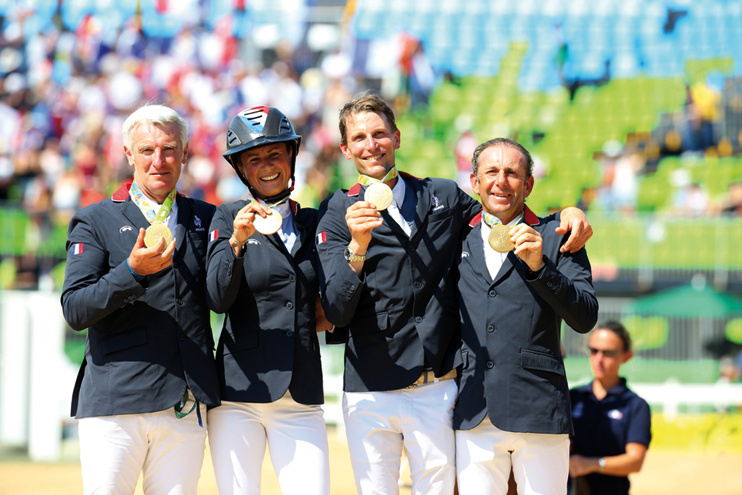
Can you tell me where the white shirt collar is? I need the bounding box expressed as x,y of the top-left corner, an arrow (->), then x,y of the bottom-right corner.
391,176 -> 406,208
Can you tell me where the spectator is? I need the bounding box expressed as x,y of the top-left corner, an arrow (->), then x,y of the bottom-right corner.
569,320 -> 651,495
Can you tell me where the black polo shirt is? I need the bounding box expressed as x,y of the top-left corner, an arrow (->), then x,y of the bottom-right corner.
569,378 -> 652,495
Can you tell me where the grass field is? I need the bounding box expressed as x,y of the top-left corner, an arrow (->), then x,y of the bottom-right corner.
1,427 -> 741,494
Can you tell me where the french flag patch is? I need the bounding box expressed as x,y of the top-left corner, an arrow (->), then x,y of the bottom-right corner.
208,229 -> 219,242
315,231 -> 327,245
71,243 -> 84,255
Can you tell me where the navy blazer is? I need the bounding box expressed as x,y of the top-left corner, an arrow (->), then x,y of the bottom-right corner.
206,200 -> 324,405
61,182 -> 220,418
316,174 -> 481,392
454,207 -> 598,435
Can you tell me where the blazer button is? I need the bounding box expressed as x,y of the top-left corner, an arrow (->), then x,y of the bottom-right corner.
289,275 -> 296,282
487,324 -> 495,333
286,302 -> 294,310
413,281 -> 423,289
486,361 -> 494,369
177,299 -> 184,305
415,316 -> 423,324
286,330 -> 294,337
179,332 -> 186,341
488,290 -> 496,298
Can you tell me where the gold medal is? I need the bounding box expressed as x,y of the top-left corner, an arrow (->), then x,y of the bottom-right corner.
364,182 -> 393,211
144,223 -> 174,250
488,224 -> 514,253
253,210 -> 283,235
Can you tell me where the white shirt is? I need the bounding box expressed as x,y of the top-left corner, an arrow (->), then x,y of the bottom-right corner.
259,199 -> 297,253
387,177 -> 412,236
480,214 -> 521,280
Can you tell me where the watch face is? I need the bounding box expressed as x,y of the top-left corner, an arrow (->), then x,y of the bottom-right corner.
344,247 -> 364,262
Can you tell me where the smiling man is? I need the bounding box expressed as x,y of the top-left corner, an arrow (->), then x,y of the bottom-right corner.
454,137 -> 598,495
316,93 -> 594,495
61,104 -> 219,495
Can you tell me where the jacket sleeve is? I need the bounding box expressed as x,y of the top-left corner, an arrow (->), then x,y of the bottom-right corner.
458,185 -> 482,222
316,192 -> 366,328
526,233 -> 598,333
60,210 -> 146,331
205,203 -> 246,314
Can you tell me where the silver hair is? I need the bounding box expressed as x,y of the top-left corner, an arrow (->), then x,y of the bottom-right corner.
122,104 -> 188,151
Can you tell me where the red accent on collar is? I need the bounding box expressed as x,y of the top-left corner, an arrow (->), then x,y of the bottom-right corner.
289,199 -> 299,215
469,212 -> 482,227
111,179 -> 134,202
523,206 -> 539,225
348,183 -> 362,196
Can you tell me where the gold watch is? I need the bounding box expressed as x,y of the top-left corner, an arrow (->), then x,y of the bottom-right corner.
344,246 -> 366,263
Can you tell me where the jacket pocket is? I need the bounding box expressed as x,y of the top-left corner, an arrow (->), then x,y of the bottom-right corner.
520,348 -> 565,376
350,311 -> 389,337
225,327 -> 259,354
100,326 -> 147,355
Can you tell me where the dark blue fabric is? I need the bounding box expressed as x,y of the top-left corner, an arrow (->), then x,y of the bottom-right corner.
569,378 -> 652,495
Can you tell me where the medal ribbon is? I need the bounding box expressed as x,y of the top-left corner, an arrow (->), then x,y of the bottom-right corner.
482,211 -> 523,228
357,166 -> 398,186
244,187 -> 290,209
130,181 -> 177,224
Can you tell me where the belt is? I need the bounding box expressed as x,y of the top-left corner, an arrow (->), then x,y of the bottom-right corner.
405,369 -> 457,389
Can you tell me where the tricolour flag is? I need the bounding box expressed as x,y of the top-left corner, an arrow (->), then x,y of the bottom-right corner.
315,231 -> 327,245
72,243 -> 84,255
209,229 -> 219,242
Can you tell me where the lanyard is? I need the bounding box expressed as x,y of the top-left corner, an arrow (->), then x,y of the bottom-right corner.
482,210 -> 523,228
130,181 -> 176,224
357,166 -> 398,186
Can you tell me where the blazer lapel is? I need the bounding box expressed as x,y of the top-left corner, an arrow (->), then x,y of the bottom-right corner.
174,195 -> 191,261
492,206 -> 540,284
380,209 -> 409,237
465,224 -> 496,287
408,177 -> 426,239
492,252 -> 517,285
120,197 -> 150,233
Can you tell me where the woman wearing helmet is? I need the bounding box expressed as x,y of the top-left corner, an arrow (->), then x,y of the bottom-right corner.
205,106 -> 331,495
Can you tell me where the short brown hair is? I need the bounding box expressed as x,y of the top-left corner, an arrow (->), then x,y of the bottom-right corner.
339,91 -> 398,146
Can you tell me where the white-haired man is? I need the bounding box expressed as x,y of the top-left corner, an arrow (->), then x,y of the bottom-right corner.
61,104 -> 220,495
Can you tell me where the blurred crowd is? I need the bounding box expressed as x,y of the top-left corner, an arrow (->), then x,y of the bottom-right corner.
0,5 -> 442,289
577,78 -> 742,218
0,14 -> 360,221
3,4 -> 742,291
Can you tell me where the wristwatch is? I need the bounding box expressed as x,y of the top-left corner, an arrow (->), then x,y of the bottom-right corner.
598,457 -> 606,472
344,246 -> 366,263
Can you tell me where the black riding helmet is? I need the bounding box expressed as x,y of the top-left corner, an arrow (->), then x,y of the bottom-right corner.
223,106 -> 302,203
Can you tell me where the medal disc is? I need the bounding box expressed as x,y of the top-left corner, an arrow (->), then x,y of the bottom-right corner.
253,210 -> 283,235
144,223 -> 174,250
364,182 -> 393,211
488,224 -> 514,253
